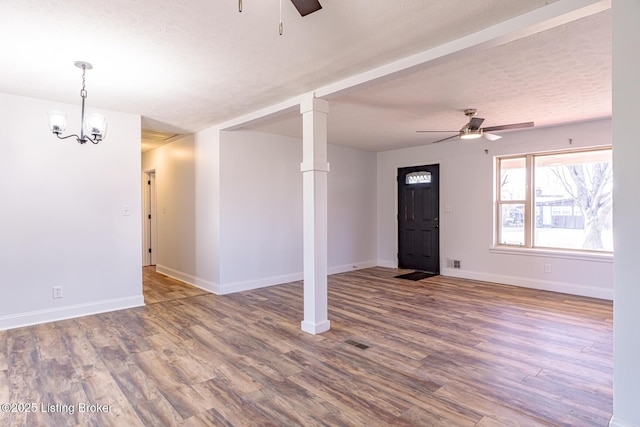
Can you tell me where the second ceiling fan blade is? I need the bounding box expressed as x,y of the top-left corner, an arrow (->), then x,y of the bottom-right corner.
431,134 -> 460,144
468,117 -> 484,130
290,0 -> 322,16
483,132 -> 502,141
483,122 -> 534,132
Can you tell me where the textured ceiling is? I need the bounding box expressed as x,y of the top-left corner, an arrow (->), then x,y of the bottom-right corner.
249,8 -> 612,151
0,1 -> 611,152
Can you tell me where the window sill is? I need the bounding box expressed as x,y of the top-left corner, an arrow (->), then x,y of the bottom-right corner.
489,246 -> 613,263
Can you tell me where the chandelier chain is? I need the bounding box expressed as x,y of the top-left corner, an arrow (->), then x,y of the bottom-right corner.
80,64 -> 87,99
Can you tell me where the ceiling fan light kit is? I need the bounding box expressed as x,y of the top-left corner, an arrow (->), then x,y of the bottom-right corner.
460,129 -> 483,140
416,108 -> 534,144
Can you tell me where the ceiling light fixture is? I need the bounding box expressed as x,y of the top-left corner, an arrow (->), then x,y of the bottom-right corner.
48,61 -> 107,144
460,128 -> 483,140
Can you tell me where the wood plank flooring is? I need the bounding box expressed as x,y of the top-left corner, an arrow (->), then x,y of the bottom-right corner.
0,267 -> 613,426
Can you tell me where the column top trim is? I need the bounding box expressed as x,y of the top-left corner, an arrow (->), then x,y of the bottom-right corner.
300,97 -> 329,115
301,161 -> 330,172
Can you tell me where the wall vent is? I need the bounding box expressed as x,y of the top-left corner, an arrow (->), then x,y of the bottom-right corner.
447,258 -> 461,269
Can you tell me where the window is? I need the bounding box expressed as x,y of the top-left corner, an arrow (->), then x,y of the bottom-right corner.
405,171 -> 431,184
496,148 -> 612,252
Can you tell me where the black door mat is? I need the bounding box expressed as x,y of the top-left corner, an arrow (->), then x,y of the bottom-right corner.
394,271 -> 438,281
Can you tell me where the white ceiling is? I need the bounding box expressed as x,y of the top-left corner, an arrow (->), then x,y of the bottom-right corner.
0,1 -> 611,152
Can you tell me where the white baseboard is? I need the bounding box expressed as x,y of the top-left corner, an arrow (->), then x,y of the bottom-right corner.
609,416 -> 639,427
328,260 -> 378,275
216,272 -> 304,295
440,267 -> 613,300
157,261 -> 378,296
0,295 -> 145,331
301,319 -> 331,335
155,264 -> 219,293
219,260 -> 379,294
377,259 -> 398,269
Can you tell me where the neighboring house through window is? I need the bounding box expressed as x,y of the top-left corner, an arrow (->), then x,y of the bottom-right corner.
496,147 -> 613,253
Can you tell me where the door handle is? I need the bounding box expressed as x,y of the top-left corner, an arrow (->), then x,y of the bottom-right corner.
433,224 -> 439,228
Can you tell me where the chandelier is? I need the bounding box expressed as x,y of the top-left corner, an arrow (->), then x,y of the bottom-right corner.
48,61 -> 107,144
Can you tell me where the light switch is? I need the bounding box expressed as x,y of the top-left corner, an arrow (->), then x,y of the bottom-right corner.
122,205 -> 131,216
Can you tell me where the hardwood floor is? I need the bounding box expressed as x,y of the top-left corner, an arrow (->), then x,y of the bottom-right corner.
0,267 -> 612,426
143,267 -> 210,304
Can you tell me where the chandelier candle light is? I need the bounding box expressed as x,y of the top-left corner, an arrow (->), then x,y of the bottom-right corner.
48,61 -> 107,144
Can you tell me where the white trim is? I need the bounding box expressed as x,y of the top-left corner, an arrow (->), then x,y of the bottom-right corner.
609,416 -> 638,427
301,319 -> 331,335
490,246 -> 613,263
328,260 -> 378,275
377,259 -> 398,269
156,262 -> 378,297
0,296 -> 145,331
155,264 -> 218,294
440,267 -> 612,300
158,260 -> 613,300
217,272 -> 304,295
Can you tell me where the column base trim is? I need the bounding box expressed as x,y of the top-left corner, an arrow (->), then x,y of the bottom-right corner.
301,319 -> 331,335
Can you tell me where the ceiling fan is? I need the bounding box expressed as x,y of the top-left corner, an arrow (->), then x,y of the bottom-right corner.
416,109 -> 534,143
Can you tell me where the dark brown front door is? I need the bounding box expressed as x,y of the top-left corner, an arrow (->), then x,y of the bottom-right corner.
397,164 -> 440,273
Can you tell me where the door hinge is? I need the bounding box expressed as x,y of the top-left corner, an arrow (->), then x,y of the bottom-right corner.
148,180 -> 151,185
148,214 -> 152,219
148,248 -> 152,253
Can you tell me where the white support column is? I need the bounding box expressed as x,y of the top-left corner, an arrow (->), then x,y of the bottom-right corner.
300,96 -> 330,335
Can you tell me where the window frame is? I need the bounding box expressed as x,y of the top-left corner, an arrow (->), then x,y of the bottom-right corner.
494,147 -> 613,255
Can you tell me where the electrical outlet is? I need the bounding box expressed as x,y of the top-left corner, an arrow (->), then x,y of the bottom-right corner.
52,286 -> 63,299
544,264 -> 552,274
454,260 -> 461,269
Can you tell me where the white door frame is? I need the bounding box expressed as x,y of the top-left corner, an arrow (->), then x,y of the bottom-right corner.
142,170 -> 157,266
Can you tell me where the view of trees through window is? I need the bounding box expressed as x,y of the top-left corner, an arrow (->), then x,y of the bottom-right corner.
497,148 -> 612,252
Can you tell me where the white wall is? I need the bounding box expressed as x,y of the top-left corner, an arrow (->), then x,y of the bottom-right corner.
377,119 -> 613,299
194,127 -> 222,289
142,135 -> 197,281
612,0 -> 640,425
219,130 -> 304,292
141,128 -> 221,292
0,92 -> 143,330
327,143 -> 377,273
217,129 -> 377,294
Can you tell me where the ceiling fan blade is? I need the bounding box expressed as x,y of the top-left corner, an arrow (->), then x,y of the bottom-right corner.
431,134 -> 460,144
290,0 -> 322,16
416,130 -> 459,133
482,122 -> 534,132
468,117 -> 484,131
483,132 -> 502,141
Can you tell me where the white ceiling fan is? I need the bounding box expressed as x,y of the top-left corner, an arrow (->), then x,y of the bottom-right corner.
417,109 -> 534,143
